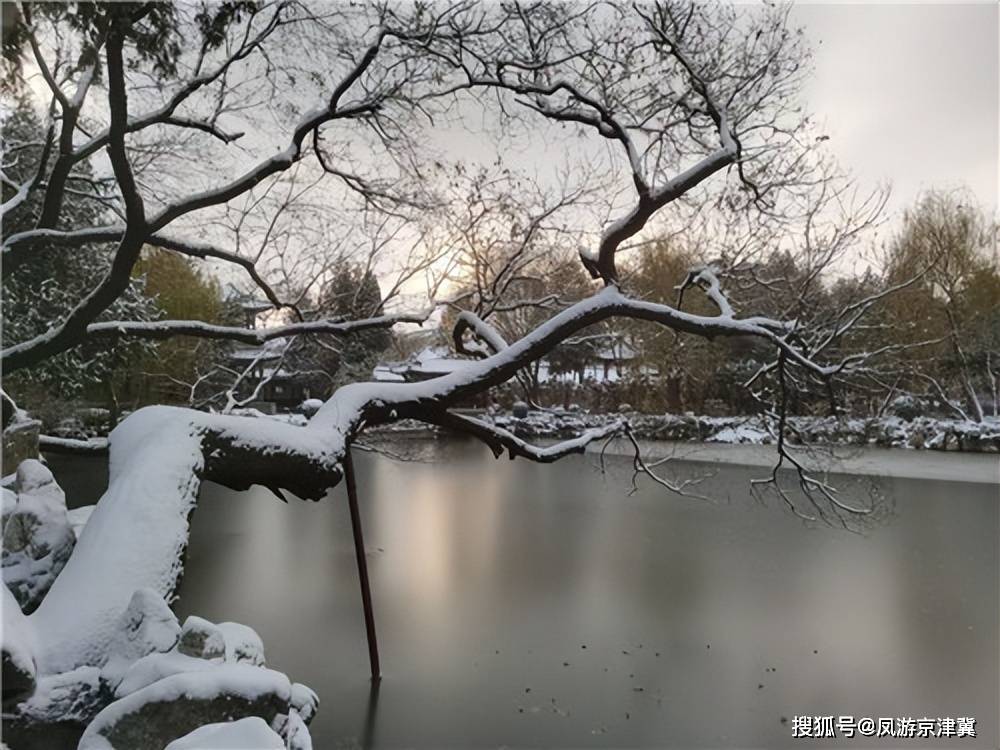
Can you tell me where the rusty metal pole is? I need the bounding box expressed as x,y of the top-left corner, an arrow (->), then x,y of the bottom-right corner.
344,445 -> 381,682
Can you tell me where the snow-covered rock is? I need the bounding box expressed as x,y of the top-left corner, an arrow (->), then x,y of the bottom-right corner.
289,682 -> 319,724
282,709 -> 314,750
114,651 -> 216,698
2,460 -> 76,612
0,408 -> 324,739
165,716 -> 285,750
13,459 -> 54,494
2,414 -> 40,472
79,664 -> 292,750
218,621 -> 265,666
102,588 -> 180,687
177,616 -> 226,660
13,665 -> 107,724
67,504 -> 96,540
299,398 -> 324,415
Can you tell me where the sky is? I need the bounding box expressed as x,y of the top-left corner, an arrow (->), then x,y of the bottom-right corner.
420,1 -> 999,252
19,1 -> 996,224
792,1 -> 998,220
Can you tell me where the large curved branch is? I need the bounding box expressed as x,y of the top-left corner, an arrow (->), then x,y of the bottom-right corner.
307,284 -> 823,448
27,283 -> 849,673
430,66 -> 737,284
588,140 -> 736,282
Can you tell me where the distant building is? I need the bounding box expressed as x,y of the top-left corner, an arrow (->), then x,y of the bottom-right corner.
228,339 -> 308,410
227,296 -> 308,411
372,338 -> 651,386
371,346 -> 488,407
373,346 -> 478,382
539,340 -> 645,383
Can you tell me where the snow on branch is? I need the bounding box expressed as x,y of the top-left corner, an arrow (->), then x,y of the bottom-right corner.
145,234 -> 293,314
0,122 -> 55,216
427,410 -> 626,463
3,228 -> 293,314
87,310 -> 433,344
63,3 -> 287,165
38,435 -> 110,455
452,311 -> 509,358
676,266 -> 735,318
147,29 -> 393,232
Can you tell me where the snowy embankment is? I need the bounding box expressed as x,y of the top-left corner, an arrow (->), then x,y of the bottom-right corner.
31,409 -> 207,674
473,412 -> 1000,453
3,406 -> 326,749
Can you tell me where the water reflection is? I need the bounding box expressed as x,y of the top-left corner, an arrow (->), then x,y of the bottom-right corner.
51,442 -> 1000,748
359,679 -> 380,749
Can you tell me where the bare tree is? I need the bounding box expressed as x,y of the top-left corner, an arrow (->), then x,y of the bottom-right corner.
1,0 -> 914,684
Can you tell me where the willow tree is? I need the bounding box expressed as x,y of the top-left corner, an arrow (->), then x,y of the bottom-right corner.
881,191 -> 1000,421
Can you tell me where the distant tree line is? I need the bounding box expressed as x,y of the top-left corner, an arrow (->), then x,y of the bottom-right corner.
445,189 -> 998,421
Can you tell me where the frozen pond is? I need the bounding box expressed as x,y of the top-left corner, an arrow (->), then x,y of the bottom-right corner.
49,441 -> 998,748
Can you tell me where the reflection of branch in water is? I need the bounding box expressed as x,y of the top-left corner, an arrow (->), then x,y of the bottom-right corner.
365,417 -> 893,532
749,352 -> 890,533
596,428 -> 716,501
359,678 -> 381,750
353,439 -> 442,464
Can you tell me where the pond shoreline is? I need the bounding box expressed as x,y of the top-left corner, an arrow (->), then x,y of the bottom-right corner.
365,410 -> 1000,455
586,438 -> 1000,485
36,412 -> 999,493
355,432 -> 999,485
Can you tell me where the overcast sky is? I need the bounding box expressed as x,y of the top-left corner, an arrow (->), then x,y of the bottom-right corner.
792,1 -> 998,220
425,1 -> 999,240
